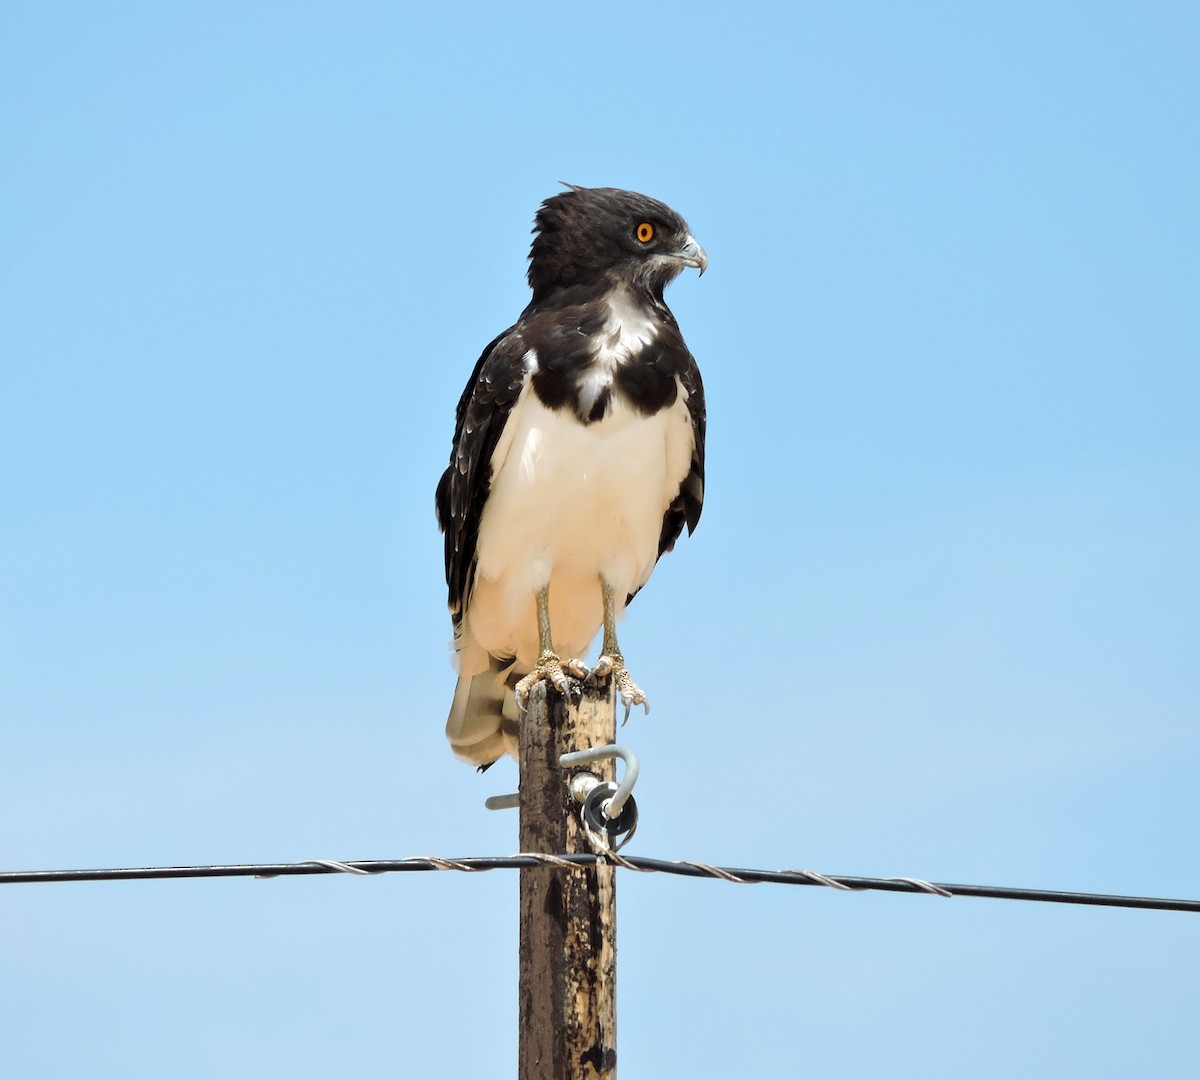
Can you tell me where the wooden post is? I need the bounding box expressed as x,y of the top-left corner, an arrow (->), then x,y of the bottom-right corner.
518,678 -> 617,1080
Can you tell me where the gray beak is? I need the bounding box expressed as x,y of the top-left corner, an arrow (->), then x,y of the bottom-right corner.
675,234 -> 708,276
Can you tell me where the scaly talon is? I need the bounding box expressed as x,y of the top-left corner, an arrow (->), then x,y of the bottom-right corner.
563,657 -> 591,680
594,652 -> 650,724
514,651 -> 588,707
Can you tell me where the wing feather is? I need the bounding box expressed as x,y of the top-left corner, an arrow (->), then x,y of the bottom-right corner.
435,327 -> 528,626
655,348 -> 706,559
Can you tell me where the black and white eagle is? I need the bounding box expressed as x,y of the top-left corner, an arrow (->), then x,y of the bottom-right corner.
435,186 -> 707,767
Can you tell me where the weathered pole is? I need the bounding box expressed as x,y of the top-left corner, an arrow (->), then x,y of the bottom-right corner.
518,678 -> 617,1080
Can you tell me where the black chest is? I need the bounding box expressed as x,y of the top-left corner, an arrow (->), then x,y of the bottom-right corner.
527,300 -> 684,425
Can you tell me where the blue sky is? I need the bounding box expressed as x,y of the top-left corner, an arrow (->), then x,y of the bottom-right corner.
2,2 -> 1197,1076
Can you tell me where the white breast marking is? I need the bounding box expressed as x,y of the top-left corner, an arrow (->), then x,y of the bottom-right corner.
577,288 -> 659,418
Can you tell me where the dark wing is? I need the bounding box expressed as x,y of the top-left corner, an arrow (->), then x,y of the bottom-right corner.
623,346 -> 705,608
657,348 -> 706,559
435,326 -> 528,627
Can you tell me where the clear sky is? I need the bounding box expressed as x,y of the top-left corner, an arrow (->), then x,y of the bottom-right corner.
3,2 -> 1198,1076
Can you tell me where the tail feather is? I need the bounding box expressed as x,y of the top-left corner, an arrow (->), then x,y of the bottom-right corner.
445,655 -> 522,766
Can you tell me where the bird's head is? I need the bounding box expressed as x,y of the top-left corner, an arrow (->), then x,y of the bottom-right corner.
528,186 -> 707,301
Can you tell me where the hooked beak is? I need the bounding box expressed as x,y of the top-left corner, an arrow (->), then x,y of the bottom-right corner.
675,234 -> 708,276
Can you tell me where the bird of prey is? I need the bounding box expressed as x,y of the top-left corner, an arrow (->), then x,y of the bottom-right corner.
435,186 -> 707,767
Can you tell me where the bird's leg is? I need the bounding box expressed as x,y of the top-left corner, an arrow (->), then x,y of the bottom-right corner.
591,575 -> 650,723
514,585 -> 589,709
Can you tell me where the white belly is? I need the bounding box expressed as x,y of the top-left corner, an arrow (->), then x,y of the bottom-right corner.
464,383 -> 694,670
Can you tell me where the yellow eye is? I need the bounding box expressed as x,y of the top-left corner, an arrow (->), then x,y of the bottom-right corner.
636,221 -> 655,243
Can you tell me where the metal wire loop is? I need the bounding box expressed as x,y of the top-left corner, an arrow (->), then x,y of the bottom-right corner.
513,853 -> 578,870
409,856 -> 482,872
887,876 -> 954,897
780,868 -> 860,891
682,861 -> 751,883
307,859 -> 376,875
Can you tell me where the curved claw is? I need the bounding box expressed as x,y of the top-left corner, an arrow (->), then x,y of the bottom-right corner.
563,658 -> 591,681
594,653 -> 650,723
617,693 -> 651,726
514,651 -> 589,708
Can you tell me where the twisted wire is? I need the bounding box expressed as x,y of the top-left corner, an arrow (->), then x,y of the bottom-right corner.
3,855 -> 1197,913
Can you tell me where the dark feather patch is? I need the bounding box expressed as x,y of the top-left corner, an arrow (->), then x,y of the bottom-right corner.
435,330 -> 527,624
528,187 -> 694,303
614,339 -> 680,414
